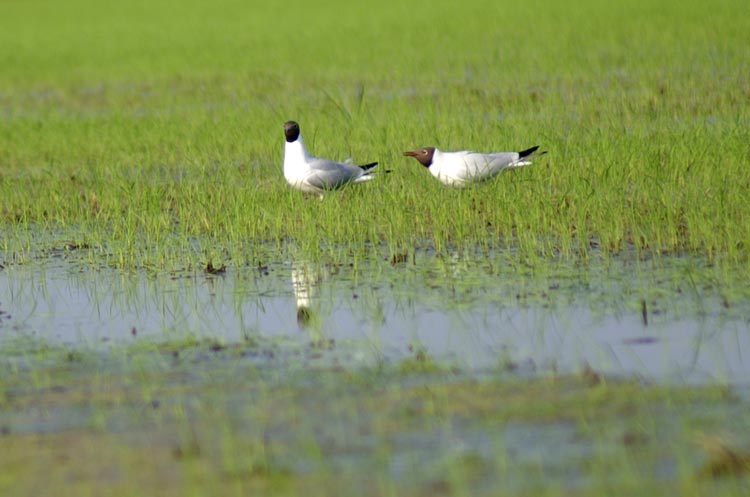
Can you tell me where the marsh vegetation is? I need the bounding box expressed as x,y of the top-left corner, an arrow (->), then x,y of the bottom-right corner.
1,0 -> 749,494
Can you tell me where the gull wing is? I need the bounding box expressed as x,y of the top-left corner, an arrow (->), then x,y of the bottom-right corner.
304,158 -> 371,190
455,152 -> 529,180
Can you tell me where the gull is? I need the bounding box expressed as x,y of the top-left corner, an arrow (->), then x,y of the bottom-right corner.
283,120 -> 379,194
403,145 -> 546,187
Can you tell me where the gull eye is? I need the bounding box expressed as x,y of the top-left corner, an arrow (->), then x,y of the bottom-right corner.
422,150 -> 428,155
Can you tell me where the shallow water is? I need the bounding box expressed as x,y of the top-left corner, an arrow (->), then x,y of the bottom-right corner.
1,252 -> 748,384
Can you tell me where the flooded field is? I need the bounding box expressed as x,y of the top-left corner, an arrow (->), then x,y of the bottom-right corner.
2,0 -> 749,493
2,250 -> 748,384
2,250 -> 750,495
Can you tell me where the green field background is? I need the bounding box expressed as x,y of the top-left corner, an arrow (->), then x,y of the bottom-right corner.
1,0 -> 748,268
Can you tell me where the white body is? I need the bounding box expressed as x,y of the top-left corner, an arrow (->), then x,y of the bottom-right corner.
428,149 -> 533,187
283,135 -> 374,194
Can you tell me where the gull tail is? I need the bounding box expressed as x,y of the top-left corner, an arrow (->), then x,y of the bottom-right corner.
359,161 -> 393,175
353,162 -> 391,183
514,146 -> 547,167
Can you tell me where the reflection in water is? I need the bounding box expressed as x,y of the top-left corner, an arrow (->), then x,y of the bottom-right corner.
296,306 -> 314,327
1,255 -> 749,384
291,263 -> 320,331
291,262 -> 334,346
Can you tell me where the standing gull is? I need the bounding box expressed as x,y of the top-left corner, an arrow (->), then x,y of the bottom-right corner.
404,145 -> 546,187
283,120 -> 379,194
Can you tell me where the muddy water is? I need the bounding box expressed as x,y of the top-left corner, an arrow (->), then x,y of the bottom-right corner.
1,253 -> 748,384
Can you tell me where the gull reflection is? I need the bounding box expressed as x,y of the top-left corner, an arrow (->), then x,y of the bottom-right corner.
291,262 -> 325,339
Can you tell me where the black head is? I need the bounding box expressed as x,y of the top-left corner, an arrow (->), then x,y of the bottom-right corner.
403,147 -> 435,167
284,121 -> 300,143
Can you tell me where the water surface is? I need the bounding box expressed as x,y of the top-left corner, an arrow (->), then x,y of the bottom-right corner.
1,251 -> 748,384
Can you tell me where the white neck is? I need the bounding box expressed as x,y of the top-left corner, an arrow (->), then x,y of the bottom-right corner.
429,148 -> 444,176
284,135 -> 313,176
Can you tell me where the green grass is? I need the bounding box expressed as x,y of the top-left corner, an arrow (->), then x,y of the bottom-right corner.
1,0 -> 749,271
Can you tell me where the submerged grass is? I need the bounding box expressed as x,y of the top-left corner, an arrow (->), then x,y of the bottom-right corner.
1,0 -> 749,271
1,338 -> 749,496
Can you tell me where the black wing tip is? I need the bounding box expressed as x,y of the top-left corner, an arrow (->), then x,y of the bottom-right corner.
518,146 -> 547,158
358,162 -> 378,171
